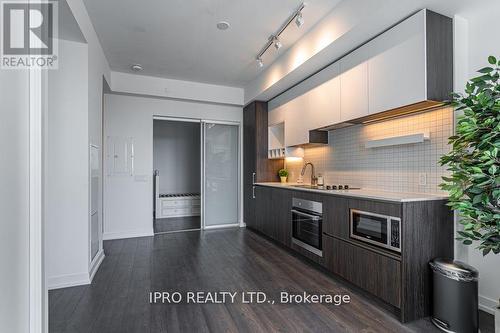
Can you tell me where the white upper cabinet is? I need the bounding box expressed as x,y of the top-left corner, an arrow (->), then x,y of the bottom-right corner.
368,10 -> 426,114
340,45 -> 370,122
268,102 -> 286,127
283,92 -> 310,147
270,62 -> 341,147
307,62 -> 341,129
267,9 -> 452,147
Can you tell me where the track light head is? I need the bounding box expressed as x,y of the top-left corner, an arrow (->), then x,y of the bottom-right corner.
256,57 -> 264,68
273,36 -> 282,50
295,12 -> 304,27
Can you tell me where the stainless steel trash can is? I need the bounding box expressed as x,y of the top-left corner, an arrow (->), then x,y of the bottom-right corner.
429,258 -> 479,333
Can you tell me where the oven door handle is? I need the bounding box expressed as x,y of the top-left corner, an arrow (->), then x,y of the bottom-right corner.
291,209 -> 321,221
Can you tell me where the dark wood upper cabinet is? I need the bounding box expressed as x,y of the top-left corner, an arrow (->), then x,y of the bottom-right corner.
243,101 -> 283,228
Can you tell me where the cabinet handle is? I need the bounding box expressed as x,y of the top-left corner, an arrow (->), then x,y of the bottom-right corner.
252,172 -> 256,184
252,186 -> 255,199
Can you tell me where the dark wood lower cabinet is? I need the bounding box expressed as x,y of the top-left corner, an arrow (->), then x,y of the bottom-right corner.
251,185 -> 453,323
272,188 -> 292,247
252,186 -> 291,247
323,234 -> 401,308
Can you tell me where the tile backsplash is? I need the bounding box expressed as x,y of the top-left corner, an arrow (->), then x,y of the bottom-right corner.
285,107 -> 454,194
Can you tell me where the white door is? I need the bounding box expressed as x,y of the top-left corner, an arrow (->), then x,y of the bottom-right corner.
202,122 -> 240,228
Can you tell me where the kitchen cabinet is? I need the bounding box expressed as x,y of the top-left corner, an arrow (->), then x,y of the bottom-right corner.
252,185 -> 292,247
272,188 -> 292,247
322,196 -> 349,238
267,9 -> 451,134
368,10 -> 426,115
340,46 -> 369,122
255,185 -> 271,234
323,234 -> 401,307
283,92 -> 310,147
243,101 -> 283,228
269,63 -> 340,147
306,63 -> 341,130
251,184 -> 453,323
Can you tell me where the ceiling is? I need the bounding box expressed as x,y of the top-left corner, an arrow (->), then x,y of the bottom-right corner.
82,0 -> 341,87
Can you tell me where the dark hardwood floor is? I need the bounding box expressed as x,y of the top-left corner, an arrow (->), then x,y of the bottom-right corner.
154,216 -> 201,234
49,228 -> 494,333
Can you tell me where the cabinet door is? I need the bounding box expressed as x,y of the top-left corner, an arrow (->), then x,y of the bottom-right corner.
284,93 -> 310,147
260,187 -> 276,239
323,196 -> 349,239
324,235 -> 401,307
368,10 -> 425,114
254,186 -> 272,233
340,60 -> 369,122
307,74 -> 341,129
272,188 -> 291,247
243,104 -> 256,227
268,103 -> 286,128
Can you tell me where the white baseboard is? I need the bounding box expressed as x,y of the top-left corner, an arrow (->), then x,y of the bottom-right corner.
89,249 -> 105,283
204,223 -> 240,230
240,222 -> 246,227
48,272 -> 90,290
103,229 -> 154,240
479,294 -> 498,315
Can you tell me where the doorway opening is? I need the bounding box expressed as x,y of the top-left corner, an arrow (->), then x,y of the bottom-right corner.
153,117 -> 240,232
153,119 -> 201,233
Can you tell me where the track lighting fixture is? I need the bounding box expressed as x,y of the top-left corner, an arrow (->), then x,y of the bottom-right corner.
295,12 -> 304,27
254,3 -> 305,68
273,36 -> 282,50
256,57 -> 264,68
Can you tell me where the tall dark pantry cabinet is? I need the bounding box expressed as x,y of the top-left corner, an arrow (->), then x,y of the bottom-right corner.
243,101 -> 283,228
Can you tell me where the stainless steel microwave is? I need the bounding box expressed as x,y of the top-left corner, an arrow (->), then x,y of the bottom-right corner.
350,209 -> 401,253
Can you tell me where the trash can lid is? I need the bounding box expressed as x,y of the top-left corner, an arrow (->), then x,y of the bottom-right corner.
430,258 -> 479,281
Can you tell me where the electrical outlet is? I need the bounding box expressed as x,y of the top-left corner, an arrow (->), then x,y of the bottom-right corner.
418,173 -> 427,186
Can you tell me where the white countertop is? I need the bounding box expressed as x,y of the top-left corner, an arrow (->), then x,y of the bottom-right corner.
254,182 -> 448,203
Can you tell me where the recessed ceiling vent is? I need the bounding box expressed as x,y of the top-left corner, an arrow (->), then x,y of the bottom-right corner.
216,21 -> 230,30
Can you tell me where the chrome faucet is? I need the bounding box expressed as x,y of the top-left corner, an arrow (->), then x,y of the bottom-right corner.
301,162 -> 317,186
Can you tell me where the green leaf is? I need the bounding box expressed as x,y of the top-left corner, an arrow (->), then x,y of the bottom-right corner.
478,67 -> 494,74
488,56 -> 497,65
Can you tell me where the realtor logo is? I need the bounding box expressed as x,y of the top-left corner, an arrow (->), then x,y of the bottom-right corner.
1,1 -> 58,69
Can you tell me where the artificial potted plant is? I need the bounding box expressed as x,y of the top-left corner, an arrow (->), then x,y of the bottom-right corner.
278,169 -> 289,183
440,56 -> 500,328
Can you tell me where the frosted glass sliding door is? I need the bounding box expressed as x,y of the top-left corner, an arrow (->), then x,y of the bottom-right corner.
203,122 -> 239,228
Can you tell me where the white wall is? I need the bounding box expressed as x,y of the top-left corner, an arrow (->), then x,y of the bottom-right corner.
46,39 -> 90,289
111,72 -> 244,106
458,2 -> 500,312
0,70 -> 30,333
153,121 -> 201,194
103,94 -> 242,240
43,0 -> 111,291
